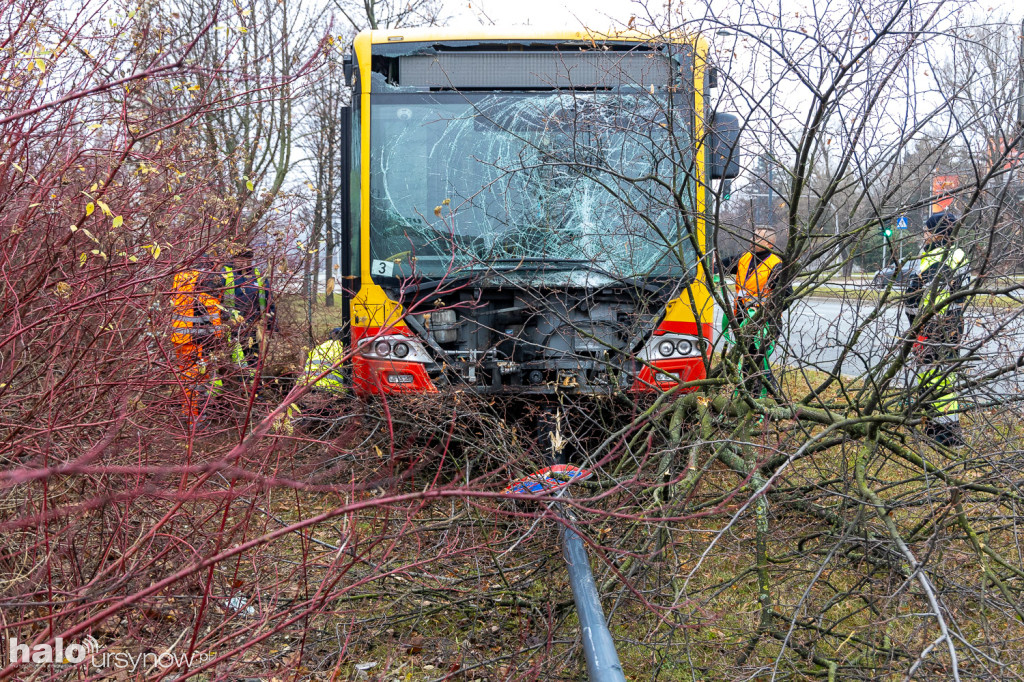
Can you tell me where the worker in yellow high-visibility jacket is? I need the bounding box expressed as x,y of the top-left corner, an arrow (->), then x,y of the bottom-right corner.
906,212 -> 971,447
221,248 -> 273,379
300,327 -> 346,395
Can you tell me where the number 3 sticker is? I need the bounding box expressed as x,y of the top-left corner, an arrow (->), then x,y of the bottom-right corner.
371,259 -> 394,277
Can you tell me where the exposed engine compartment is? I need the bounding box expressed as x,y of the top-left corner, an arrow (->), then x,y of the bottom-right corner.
369,273 -> 702,395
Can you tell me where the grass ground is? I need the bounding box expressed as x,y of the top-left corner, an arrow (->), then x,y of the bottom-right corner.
251,363 -> 1024,680
278,293 -> 347,340
251,291 -> 1024,680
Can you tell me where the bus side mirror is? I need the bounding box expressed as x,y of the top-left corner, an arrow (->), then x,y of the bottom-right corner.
343,54 -> 354,87
709,112 -> 741,180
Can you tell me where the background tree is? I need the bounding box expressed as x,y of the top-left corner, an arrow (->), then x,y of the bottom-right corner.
6,0 -> 1024,679
302,60 -> 347,309
165,0 -> 324,234
299,0 -> 443,316
330,0 -> 444,32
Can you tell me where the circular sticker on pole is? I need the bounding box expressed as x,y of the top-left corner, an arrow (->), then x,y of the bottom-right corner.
503,464 -> 593,496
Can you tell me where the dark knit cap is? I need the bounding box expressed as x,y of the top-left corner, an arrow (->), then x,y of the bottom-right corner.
925,212 -> 958,238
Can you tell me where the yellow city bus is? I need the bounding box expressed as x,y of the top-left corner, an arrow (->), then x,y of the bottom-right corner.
339,28 -> 739,397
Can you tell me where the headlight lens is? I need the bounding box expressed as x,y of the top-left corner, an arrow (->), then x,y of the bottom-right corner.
641,334 -> 701,363
359,335 -> 432,363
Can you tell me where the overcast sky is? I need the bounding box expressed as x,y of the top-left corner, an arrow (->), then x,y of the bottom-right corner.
435,0 -> 1023,200
443,0 -> 1022,29
443,0 -> 641,29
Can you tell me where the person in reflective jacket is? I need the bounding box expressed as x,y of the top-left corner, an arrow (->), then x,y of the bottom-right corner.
905,212 -> 971,447
171,259 -> 225,425
719,226 -> 792,397
300,327 -> 346,395
221,248 -> 274,377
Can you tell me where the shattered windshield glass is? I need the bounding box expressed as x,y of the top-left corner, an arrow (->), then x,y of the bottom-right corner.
369,91 -> 693,281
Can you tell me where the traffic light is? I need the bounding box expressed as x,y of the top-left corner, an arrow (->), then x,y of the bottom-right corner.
883,225 -> 893,238
721,180 -> 732,201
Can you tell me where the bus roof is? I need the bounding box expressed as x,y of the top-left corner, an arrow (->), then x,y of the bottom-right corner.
363,27 -> 700,47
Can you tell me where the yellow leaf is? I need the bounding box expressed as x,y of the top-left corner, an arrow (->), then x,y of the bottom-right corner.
152,245 -> 161,260
96,200 -> 111,216
128,255 -> 138,263
79,253 -> 87,267
325,277 -> 335,296
35,59 -> 45,72
245,179 -> 254,191
70,225 -> 78,232
89,183 -> 98,192
433,206 -> 442,217
112,215 -> 123,228
85,202 -> 94,216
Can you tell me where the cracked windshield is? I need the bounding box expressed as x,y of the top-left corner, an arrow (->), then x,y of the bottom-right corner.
369,92 -> 692,281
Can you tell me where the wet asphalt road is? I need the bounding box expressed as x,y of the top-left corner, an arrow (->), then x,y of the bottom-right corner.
754,296 -> 1024,403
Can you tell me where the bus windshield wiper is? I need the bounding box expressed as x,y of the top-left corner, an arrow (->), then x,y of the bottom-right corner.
398,260 -> 589,295
484,258 -> 591,266
398,258 -> 674,295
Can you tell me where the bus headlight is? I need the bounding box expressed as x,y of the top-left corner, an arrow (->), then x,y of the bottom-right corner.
639,333 -> 701,361
359,335 -> 433,363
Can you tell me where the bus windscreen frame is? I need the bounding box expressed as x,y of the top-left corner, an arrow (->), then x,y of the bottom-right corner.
367,89 -> 696,284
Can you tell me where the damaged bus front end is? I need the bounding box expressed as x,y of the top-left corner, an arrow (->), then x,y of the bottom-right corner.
339,28 -> 738,398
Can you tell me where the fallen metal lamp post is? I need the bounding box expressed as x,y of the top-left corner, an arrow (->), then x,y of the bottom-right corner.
504,465 -> 627,682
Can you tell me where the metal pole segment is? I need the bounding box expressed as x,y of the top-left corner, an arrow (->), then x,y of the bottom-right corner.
559,504 -> 627,682
531,409 -> 625,681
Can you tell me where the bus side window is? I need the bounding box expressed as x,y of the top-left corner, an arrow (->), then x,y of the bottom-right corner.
349,103 -> 361,281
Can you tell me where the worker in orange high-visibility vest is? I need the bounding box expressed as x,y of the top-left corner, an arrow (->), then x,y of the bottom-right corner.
171,258 -> 225,426
720,226 -> 792,397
